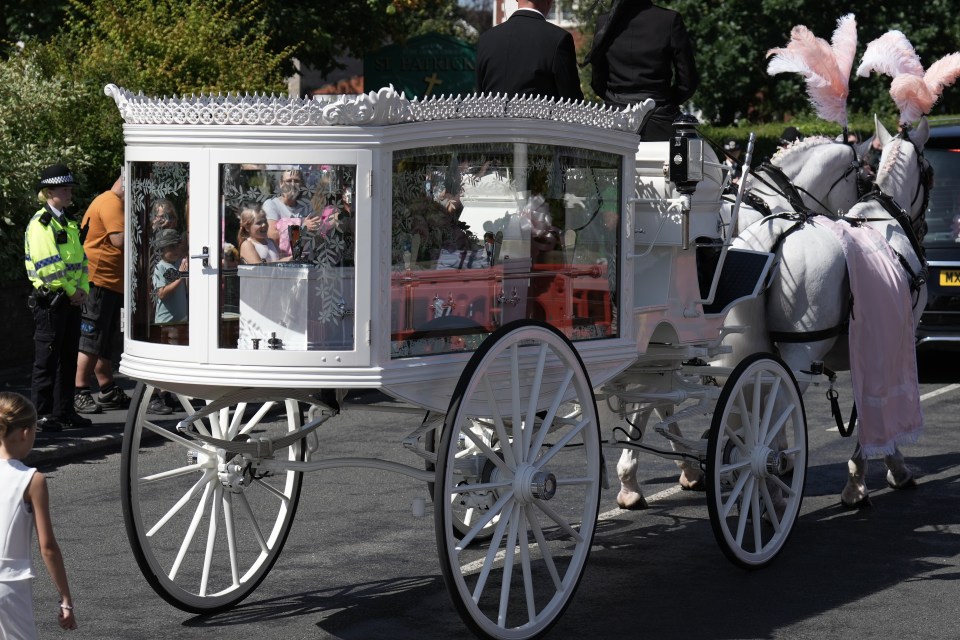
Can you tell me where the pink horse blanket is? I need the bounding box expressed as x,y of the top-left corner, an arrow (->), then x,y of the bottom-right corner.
824,218 -> 923,457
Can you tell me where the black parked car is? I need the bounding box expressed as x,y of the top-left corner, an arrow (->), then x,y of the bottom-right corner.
918,122 -> 960,350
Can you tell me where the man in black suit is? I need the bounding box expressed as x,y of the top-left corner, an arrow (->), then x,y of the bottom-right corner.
476,0 -> 584,101
585,0 -> 699,141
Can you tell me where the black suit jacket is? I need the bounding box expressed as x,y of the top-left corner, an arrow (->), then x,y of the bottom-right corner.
588,0 -> 698,109
476,10 -> 584,101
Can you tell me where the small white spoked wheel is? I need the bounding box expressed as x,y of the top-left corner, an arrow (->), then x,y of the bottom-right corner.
706,353 -> 807,569
121,382 -> 304,613
436,320 -> 601,640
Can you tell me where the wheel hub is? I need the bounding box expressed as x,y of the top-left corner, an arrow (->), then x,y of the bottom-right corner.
765,450 -> 789,476
514,463 -> 557,504
218,461 -> 252,493
750,445 -> 779,479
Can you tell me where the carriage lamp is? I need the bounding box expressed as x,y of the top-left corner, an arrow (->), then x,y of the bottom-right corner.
669,114 -> 705,249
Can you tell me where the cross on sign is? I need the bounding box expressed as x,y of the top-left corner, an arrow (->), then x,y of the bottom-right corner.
424,72 -> 443,96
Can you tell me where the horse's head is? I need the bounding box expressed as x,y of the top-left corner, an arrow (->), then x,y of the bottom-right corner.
875,116 -> 933,225
770,136 -> 861,215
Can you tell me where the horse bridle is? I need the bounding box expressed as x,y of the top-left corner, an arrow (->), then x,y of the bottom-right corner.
748,142 -> 863,217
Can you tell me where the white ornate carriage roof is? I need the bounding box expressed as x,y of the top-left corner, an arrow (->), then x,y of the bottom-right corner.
104,84 -> 652,133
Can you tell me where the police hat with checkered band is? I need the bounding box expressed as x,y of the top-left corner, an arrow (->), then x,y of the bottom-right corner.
37,164 -> 78,191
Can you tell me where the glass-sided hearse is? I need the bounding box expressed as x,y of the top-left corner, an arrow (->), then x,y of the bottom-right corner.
111,85 -> 780,640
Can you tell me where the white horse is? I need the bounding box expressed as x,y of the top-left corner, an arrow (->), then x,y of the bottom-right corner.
612,135 -> 870,509
740,135 -> 865,222
720,117 -> 929,507
612,118 -> 929,511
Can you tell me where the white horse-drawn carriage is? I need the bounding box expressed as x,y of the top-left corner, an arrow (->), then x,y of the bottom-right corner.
109,63 -> 931,637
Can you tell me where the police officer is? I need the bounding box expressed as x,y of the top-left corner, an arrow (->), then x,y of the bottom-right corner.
23,164 -> 92,433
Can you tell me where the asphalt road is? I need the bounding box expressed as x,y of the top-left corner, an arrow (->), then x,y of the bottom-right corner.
29,351 -> 960,640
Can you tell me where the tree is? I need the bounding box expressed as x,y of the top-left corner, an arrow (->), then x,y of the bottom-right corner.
259,0 -> 471,78
576,0 -> 960,125
0,49 -> 96,284
0,0 -> 299,284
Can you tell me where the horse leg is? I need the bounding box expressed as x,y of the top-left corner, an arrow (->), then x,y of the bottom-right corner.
615,405 -> 653,510
884,446 -> 917,490
616,448 -> 648,510
840,443 -> 870,508
663,406 -> 704,491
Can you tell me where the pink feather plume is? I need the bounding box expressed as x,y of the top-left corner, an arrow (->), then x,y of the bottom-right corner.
889,53 -> 960,123
767,15 -> 857,126
856,30 -> 924,79
859,31 -> 960,124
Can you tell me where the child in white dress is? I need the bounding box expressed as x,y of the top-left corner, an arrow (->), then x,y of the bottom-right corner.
0,392 -> 77,637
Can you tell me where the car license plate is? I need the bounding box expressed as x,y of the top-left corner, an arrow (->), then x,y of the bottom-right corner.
940,270 -> 960,286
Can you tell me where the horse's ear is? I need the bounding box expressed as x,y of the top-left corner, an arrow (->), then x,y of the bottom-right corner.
875,114 -> 893,146
910,117 -> 930,150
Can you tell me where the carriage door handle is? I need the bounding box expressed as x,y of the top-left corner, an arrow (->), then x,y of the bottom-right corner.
191,246 -> 209,268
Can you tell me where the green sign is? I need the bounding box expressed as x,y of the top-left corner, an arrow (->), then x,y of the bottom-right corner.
364,33 -> 476,99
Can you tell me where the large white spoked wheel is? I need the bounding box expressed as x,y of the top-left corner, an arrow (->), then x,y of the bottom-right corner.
706,353 -> 807,569
436,320 -> 601,640
121,382 -> 304,613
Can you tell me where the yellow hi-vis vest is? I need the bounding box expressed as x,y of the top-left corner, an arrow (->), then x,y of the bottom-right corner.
24,205 -> 89,297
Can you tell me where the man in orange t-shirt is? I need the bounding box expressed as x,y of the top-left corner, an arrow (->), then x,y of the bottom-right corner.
74,174 -> 130,414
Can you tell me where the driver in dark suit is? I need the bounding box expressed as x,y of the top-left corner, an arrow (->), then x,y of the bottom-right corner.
476,0 -> 584,101
585,0 -> 699,141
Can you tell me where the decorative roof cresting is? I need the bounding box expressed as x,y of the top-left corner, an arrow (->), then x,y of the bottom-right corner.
103,84 -> 652,133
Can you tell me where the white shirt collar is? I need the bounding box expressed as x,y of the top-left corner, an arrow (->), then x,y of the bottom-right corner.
514,8 -> 545,17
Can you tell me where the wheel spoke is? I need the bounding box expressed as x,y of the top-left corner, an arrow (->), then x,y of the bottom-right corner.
170,481 -> 213,581
509,343 -> 523,465
222,492 -> 240,586
758,376 -> 781,443
235,492 -> 269,553
461,426 -> 512,477
482,376 -> 517,469
525,504 -> 562,590
760,482 -> 782,533
146,470 -> 215,537
200,485 -> 222,596
533,415 -> 588,469
533,499 -> 584,543
736,389 -> 754,445
763,403 -> 794,447
142,420 -> 201,450
751,483 -> 763,553
236,402 -> 278,439
498,503 -> 522,627
141,462 -> 207,484
517,507 -> 536,625
468,502 -> 510,603
459,490 -> 515,549
734,477 -> 755,546
251,476 -> 293,505
529,369 -> 575,458
720,463 -> 751,519
522,344 -> 549,455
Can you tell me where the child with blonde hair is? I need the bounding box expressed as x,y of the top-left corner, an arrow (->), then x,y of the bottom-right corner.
0,392 -> 77,637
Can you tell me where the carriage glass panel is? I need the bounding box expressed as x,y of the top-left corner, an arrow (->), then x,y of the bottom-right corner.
390,141 -> 621,359
129,161 -> 191,346
217,163 -> 357,351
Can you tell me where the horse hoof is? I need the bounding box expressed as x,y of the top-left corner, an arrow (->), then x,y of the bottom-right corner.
616,491 -> 649,510
840,494 -> 871,510
679,477 -> 705,492
886,469 -> 918,490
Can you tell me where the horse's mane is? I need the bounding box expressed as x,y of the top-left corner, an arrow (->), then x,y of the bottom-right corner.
770,135 -> 838,165
876,137 -> 902,179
